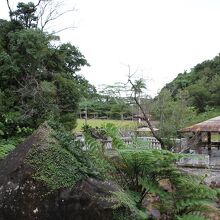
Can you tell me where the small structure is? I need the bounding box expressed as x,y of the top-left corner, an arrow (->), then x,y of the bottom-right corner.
180,116 -> 220,167
181,116 -> 220,151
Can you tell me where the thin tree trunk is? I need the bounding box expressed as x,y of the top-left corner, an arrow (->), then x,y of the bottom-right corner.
128,79 -> 165,149
134,96 -> 165,149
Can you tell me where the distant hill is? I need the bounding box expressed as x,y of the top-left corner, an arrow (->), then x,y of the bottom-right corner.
162,54 -> 220,112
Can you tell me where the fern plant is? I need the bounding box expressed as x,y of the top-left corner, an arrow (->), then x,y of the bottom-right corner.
83,124 -> 220,220
111,190 -> 147,220
103,123 -> 127,149
0,143 -> 15,160
83,131 -> 117,180
0,137 -> 24,160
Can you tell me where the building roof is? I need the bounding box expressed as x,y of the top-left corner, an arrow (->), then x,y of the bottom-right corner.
181,116 -> 220,133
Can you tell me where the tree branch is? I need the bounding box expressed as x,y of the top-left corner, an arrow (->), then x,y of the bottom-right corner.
36,0 -> 76,32
139,188 -> 149,205
6,0 -> 12,19
34,0 -> 42,8
128,74 -> 165,149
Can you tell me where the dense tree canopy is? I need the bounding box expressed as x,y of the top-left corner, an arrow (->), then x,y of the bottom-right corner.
0,2 -> 92,137
163,54 -> 220,112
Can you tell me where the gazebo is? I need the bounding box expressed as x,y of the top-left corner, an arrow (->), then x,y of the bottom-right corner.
181,116 -> 220,154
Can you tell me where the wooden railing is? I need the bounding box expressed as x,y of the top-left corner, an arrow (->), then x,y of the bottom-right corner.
102,137 -> 190,151
102,136 -> 162,150
177,154 -> 210,168
137,137 -> 161,149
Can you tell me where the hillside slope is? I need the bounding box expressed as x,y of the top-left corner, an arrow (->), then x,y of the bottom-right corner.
163,54 -> 220,112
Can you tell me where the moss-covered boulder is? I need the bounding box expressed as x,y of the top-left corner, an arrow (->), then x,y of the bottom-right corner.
0,122 -> 119,220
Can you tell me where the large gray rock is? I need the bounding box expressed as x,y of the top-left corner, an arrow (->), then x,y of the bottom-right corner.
0,123 -> 119,220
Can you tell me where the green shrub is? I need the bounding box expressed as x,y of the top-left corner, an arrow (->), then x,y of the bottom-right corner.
0,143 -> 15,160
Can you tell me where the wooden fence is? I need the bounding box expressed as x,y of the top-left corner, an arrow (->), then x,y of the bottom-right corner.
102,136 -> 161,150
101,137 -> 188,150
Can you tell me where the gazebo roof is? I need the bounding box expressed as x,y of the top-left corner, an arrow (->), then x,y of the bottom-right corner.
181,116 -> 220,133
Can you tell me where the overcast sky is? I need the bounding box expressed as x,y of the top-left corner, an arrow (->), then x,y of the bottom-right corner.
1,0 -> 220,96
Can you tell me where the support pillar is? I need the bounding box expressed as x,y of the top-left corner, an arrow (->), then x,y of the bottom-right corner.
197,132 -> 202,146
207,131 -> 211,156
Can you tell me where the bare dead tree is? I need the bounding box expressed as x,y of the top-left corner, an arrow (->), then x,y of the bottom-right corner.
126,65 -> 165,149
34,0 -> 42,8
6,0 -> 12,19
6,0 -> 76,33
36,0 -> 76,32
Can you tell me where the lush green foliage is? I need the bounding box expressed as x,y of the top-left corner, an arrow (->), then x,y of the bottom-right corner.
151,89 -> 196,147
114,148 -> 219,219
152,54 -> 220,144
1,3 -> 219,220
0,143 -> 15,160
111,190 -> 147,219
151,88 -> 220,145
0,2 -> 93,141
79,96 -> 132,120
85,125 -> 219,220
0,25 -> 86,134
79,83 -> 134,120
10,2 -> 38,28
163,54 -> 220,113
83,132 -> 116,180
26,139 -> 87,190
25,121 -> 114,189
0,136 -> 25,160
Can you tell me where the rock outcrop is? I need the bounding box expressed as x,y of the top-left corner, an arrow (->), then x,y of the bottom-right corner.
0,123 -> 119,220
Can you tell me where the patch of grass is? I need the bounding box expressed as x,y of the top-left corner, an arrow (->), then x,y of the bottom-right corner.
74,119 -> 138,132
211,133 -> 220,142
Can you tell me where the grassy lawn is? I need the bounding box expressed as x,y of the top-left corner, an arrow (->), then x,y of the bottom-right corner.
74,119 -> 138,132
212,133 -> 220,142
